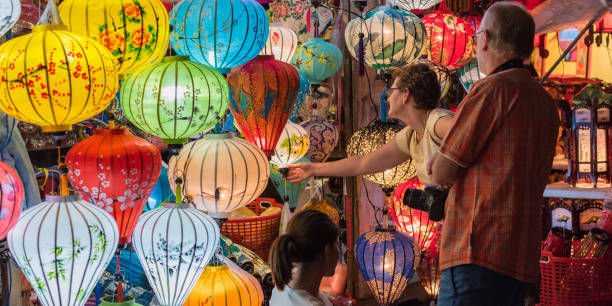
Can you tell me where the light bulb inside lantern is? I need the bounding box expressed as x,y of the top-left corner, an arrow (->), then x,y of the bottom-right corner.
382,249 -> 395,271
160,85 -> 190,101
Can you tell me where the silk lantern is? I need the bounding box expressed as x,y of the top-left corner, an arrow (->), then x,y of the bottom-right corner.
227,55 -> 300,157
185,255 -> 264,306
8,195 -> 119,306
458,58 -> 485,93
302,198 -> 339,225
301,115 -> 338,162
395,0 -> 443,10
416,235 -> 441,300
168,134 -> 270,218
145,164 -> 175,211
268,0 -> 310,42
422,13 -> 472,68
270,157 -> 311,210
271,122 -> 310,168
121,56 -> 229,144
355,229 -> 416,305
59,0 -> 170,75
261,25 -> 299,63
0,24 -> 118,132
462,13 -> 482,35
0,0 -> 20,37
293,38 -> 343,85
132,203 -> 220,305
289,73 -> 311,123
66,128 -> 162,244
170,0 -> 269,73
0,161 -> 23,239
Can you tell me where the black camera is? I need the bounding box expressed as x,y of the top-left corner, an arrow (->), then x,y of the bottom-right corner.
402,186 -> 449,222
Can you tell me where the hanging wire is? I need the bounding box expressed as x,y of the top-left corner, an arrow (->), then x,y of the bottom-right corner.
361,177 -> 382,228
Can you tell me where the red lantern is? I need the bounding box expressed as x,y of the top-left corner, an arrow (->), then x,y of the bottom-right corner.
66,128 -> 162,244
227,55 -> 300,157
462,13 -> 482,35
422,13 -> 473,68
0,161 -> 23,239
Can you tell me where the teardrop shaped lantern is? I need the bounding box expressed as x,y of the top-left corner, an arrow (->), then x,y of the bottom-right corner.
261,25 -> 299,64
168,134 -> 270,218
8,195 -> 119,306
300,115 -> 339,163
132,202 -> 220,305
227,55 -> 300,157
422,13 -> 472,68
121,56 -> 230,144
458,58 -> 485,93
395,0 -> 443,10
0,24 -> 119,132
66,128 -> 162,244
270,122 -> 310,168
59,0 -> 170,75
0,0 -> 20,37
293,38 -> 343,85
0,161 -> 24,239
355,229 -> 416,306
170,0 -> 269,74
270,157 -> 311,210
289,73 -> 311,123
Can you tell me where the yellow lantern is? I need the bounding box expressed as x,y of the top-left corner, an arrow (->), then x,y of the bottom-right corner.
302,199 -> 339,225
0,24 -> 118,132
59,0 -> 170,75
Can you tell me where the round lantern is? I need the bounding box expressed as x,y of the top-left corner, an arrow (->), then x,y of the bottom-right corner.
227,55 -> 300,157
395,0 -> 443,10
8,195 -> 119,306
261,24 -> 299,63
0,161 -> 23,239
0,24 -> 118,132
422,13 -> 472,68
301,115 -> 338,162
271,122 -> 310,168
168,134 -> 270,218
458,58 -> 485,93
347,121 -> 416,193
415,59 -> 451,99
293,38 -> 343,85
462,13 -> 482,35
0,0 -> 20,37
302,198 -> 339,225
270,157 -> 311,210
416,236 -> 441,300
132,203 -> 220,306
289,73 -> 311,123
185,255 -> 264,306
59,0 -> 170,75
121,56 -> 230,144
355,229 -> 416,305
66,128 -> 162,244
345,6 -> 426,74
170,0 -> 269,73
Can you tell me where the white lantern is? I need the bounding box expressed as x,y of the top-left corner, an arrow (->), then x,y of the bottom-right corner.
260,24 -> 299,63
8,195 -> 119,306
394,0 -> 443,10
132,203 -> 220,306
271,122 -> 310,167
0,0 -> 20,37
168,134 -> 270,218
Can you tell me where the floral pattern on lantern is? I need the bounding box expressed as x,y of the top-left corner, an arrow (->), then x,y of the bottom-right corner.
121,56 -> 229,144
261,25 -> 299,63
271,122 -> 310,168
395,0 -> 443,10
458,58 -> 485,93
289,73 -> 311,123
301,115 -> 338,162
0,0 -> 20,37
59,0 -> 170,75
66,128 -> 162,244
8,195 -> 119,306
293,38 -> 343,85
0,24 -> 118,132
270,157 -> 311,210
170,0 -> 269,73
0,161 -> 23,239
269,0 -> 311,41
422,13 -> 472,69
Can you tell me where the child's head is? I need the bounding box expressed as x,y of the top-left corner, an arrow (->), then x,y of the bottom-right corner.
269,210 -> 339,290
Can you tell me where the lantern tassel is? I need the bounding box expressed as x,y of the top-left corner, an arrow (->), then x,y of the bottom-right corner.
116,256 -> 123,302
358,33 -> 365,76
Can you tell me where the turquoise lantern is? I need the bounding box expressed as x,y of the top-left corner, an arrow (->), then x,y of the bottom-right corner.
270,156 -> 311,211
293,38 -> 342,86
170,0 -> 269,73
289,73 -> 311,123
145,164 -> 175,211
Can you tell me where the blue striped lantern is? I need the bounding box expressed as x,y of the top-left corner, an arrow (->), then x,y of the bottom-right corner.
293,38 -> 342,85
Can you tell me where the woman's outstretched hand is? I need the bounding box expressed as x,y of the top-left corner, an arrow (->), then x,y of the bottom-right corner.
287,163 -> 315,183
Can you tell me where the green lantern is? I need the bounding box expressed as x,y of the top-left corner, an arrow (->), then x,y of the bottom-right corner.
121,56 -> 229,144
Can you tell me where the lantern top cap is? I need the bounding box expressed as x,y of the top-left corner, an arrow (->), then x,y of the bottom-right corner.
44,194 -> 81,203
163,203 -> 193,209
94,128 -> 130,136
203,133 -> 234,140
161,56 -> 190,63
32,24 -> 69,33
375,227 -> 397,233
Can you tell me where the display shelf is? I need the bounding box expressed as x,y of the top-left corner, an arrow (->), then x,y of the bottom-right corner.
543,181 -> 612,199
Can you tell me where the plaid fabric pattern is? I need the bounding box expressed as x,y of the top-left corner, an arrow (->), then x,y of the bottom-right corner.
438,68 -> 560,283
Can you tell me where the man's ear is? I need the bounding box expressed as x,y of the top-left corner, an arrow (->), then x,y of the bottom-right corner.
481,30 -> 489,51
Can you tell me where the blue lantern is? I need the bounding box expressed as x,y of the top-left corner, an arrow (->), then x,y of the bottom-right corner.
145,164 -> 175,211
355,228 -> 416,305
270,156 -> 311,211
170,0 -> 269,73
289,73 -> 311,122
293,38 -> 342,85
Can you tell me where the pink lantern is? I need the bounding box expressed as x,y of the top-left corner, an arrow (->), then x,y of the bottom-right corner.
422,13 -> 473,68
0,161 -> 23,239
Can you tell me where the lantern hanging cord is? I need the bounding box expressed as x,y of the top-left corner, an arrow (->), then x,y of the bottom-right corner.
361,177 -> 382,228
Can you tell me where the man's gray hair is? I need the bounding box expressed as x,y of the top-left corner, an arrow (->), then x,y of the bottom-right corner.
482,2 -> 535,59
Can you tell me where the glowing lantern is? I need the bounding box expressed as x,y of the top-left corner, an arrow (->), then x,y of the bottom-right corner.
268,0 -> 310,41
422,13 -> 472,68
289,73 -> 311,123
415,59 -> 451,99
0,0 -> 20,37
293,38 -> 343,85
185,256 -> 264,306
271,122 -> 310,167
416,235 -> 441,300
0,24 -> 118,132
395,0 -> 443,10
8,195 -> 119,306
59,0 -> 170,75
132,203 -> 220,305
261,25 -> 299,63
168,134 -> 270,218
355,229 -> 416,305
66,128 -> 162,244
462,14 -> 482,35
301,115 -> 339,162
0,161 -> 23,239
121,56 -> 230,144
170,0 -> 269,73
227,55 -> 300,157
458,58 -> 485,93
145,163 -> 174,211
270,157 -> 311,210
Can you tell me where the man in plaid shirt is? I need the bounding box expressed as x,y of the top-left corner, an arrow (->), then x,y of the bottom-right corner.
428,2 -> 560,305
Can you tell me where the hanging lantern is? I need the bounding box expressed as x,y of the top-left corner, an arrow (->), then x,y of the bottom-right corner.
185,255 -> 264,306
301,115 -> 339,162
271,122 -> 310,168
121,56 -> 229,144
293,38 -> 343,85
0,161 -> 23,239
8,195 -> 119,306
0,24 -> 118,132
302,198 -> 339,225
66,128 -> 162,244
395,0 -> 443,10
227,55 -> 300,157
268,0 -> 311,42
0,0 -> 20,37
462,13 -> 482,35
132,203 -> 220,305
59,0 -> 170,75
168,134 -> 270,218
416,235 -> 441,300
261,24 -> 299,63
289,73 -> 311,123
355,229 -> 416,305
145,163 -> 175,211
422,13 -> 472,69
344,6 -> 426,74
170,0 -> 269,73
458,58 -> 485,93
270,157 -> 311,210
415,59 -> 451,99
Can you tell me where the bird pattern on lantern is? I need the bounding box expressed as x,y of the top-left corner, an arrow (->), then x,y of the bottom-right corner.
301,115 -> 339,162
458,58 -> 485,93
59,0 -> 170,75
395,0 -> 444,11
293,38 -> 343,85
271,121 -> 310,168
261,25 -> 299,64
0,0 -> 20,37
422,13 -> 473,69
0,161 -> 23,239
0,24 -> 119,132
